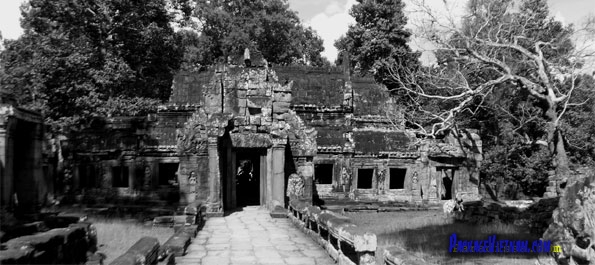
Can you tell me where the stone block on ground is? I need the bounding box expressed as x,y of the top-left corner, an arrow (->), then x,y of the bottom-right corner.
111,237 -> 160,265
270,205 -> 287,219
160,230 -> 192,258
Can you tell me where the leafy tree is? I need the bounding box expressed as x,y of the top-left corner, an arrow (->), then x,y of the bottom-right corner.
0,0 -> 183,129
334,0 -> 419,85
191,0 -> 326,67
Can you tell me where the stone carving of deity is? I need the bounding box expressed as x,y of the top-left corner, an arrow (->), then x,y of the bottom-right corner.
376,166 -> 386,189
144,166 -> 152,190
188,172 -> 197,192
286,173 -> 305,199
341,167 -> 351,192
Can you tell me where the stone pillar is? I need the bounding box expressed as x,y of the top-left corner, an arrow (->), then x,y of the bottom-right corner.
270,140 -> 286,210
428,166 -> 438,202
207,137 -> 222,216
128,162 -> 136,193
0,123 -> 11,207
298,158 -> 314,204
355,233 -> 377,265
102,163 -> 112,189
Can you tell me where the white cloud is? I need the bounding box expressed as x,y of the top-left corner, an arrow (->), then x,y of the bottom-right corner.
0,0 -> 27,40
402,0 -> 469,65
553,11 -> 567,25
324,1 -> 344,16
306,0 -> 357,63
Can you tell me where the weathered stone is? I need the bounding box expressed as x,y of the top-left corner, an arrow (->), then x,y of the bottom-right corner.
543,170 -> 595,265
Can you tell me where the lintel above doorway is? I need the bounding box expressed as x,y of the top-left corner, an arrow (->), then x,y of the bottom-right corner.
230,132 -> 273,148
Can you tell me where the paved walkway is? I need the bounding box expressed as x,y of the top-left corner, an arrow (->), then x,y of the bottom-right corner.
176,206 -> 336,265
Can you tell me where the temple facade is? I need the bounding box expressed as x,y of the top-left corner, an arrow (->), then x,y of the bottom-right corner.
64,54 -> 482,216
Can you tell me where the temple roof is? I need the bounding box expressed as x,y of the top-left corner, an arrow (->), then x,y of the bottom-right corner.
352,129 -> 414,154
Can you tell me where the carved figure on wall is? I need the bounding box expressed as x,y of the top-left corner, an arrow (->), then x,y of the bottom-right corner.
341,167 -> 352,192
176,110 -> 208,154
187,171 -> 197,202
411,171 -> 422,202
144,166 -> 152,190
376,165 -> 386,190
286,173 -> 305,199
188,172 -> 197,185
64,168 -> 72,194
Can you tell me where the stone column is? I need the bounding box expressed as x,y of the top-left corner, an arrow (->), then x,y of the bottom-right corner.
128,162 -> 136,193
0,124 -> 11,207
270,139 -> 286,210
207,137 -> 222,216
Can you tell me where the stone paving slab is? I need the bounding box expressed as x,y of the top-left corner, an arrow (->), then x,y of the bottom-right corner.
175,206 -> 335,265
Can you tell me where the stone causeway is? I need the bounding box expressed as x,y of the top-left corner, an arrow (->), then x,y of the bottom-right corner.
176,206 -> 335,265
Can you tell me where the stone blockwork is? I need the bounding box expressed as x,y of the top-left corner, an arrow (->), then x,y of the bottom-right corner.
543,170 -> 595,264
61,50 -> 483,215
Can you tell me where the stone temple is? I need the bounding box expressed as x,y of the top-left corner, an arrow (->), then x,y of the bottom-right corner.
2,51 -> 482,216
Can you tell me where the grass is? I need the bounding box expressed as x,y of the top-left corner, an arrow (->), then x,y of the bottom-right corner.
345,210 -> 550,265
91,217 -> 173,265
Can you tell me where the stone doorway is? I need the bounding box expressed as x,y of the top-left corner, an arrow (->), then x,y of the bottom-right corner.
226,148 -> 267,209
438,167 -> 457,200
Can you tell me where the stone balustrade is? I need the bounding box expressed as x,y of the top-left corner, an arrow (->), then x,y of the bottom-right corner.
288,200 -> 377,265
110,237 -> 160,265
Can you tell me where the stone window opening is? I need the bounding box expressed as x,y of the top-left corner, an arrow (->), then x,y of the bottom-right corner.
389,168 -> 407,190
248,107 -> 262,115
112,166 -> 129,187
314,164 -> 333,185
357,168 -> 374,189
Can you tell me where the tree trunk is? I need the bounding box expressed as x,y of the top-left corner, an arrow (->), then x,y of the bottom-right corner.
544,99 -> 571,189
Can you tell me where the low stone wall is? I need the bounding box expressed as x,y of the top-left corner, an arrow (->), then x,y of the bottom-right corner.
107,201 -> 203,265
110,237 -> 161,265
0,221 -> 96,264
454,198 -> 559,235
288,200 -> 377,265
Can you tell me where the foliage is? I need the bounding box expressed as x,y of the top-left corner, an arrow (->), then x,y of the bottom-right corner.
191,0 -> 326,67
0,0 -> 183,129
559,74 -> 595,166
334,0 -> 419,86
385,0 -> 595,195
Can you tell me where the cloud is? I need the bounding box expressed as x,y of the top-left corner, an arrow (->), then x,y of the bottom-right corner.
305,0 -> 357,63
0,0 -> 26,40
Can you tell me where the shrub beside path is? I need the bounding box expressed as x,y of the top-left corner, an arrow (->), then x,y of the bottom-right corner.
176,206 -> 335,265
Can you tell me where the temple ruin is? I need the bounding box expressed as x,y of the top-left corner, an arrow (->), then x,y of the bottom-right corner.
47,52 -> 482,216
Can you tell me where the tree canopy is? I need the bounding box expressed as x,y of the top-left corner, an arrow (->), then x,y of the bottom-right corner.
335,0 -> 419,85
0,0 -> 183,129
190,0 -> 327,68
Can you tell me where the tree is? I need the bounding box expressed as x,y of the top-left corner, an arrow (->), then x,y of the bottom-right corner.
0,0 -> 183,129
388,0 -> 595,262
191,0 -> 326,67
334,0 -> 419,85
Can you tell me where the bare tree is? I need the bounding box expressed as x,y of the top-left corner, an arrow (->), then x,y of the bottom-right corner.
388,0 -> 595,183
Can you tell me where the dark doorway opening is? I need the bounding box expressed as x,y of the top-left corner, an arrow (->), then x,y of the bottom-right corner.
438,167 -> 456,200
235,151 -> 261,207
314,164 -> 333,184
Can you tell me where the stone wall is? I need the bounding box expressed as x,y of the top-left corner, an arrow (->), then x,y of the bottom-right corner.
0,105 -> 46,214
455,198 -> 559,235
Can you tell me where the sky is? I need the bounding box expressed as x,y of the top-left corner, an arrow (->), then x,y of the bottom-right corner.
1,0 -> 594,63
